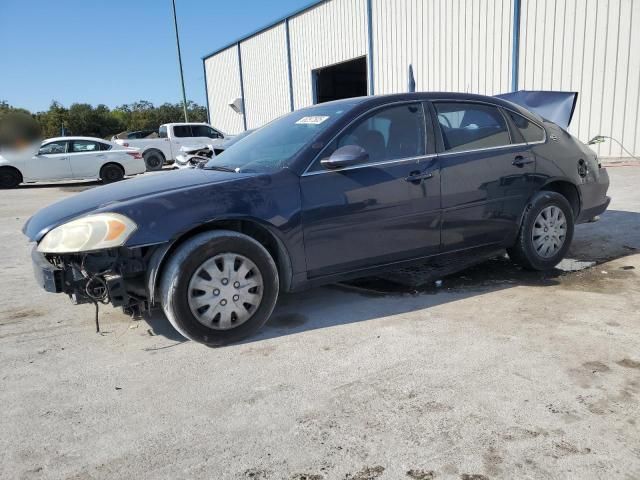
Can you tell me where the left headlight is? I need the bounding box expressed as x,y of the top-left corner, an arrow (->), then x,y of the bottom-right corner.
37,213 -> 137,253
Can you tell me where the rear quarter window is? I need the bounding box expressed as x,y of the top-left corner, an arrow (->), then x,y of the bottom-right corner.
507,111 -> 545,143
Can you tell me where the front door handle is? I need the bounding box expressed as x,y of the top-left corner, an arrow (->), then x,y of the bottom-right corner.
405,171 -> 434,183
513,155 -> 534,167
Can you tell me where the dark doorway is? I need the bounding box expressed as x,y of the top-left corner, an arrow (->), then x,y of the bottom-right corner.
313,56 -> 367,104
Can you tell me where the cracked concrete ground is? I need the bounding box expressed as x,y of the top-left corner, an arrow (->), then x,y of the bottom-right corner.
0,166 -> 639,480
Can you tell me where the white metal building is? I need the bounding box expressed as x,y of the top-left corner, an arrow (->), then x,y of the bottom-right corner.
203,0 -> 640,159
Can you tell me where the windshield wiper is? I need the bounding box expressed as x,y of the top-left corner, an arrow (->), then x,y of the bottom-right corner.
204,165 -> 236,172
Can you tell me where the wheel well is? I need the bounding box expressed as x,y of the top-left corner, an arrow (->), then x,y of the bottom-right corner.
143,148 -> 166,160
540,181 -> 580,217
0,165 -> 23,182
100,162 -> 124,176
154,220 -> 293,296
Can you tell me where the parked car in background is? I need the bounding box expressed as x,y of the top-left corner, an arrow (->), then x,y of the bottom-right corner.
174,130 -> 256,169
114,122 -> 227,171
24,92 -> 610,346
211,129 -> 254,156
111,130 -> 158,141
0,136 -> 145,188
175,144 -> 215,169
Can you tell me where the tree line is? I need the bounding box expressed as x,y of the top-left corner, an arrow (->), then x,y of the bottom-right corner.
0,100 -> 208,140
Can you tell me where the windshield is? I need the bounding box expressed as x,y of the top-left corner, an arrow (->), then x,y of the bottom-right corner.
204,103 -> 354,173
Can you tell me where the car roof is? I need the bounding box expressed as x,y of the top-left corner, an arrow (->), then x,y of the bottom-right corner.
305,92 -> 532,115
44,136 -> 111,143
356,91 -> 527,107
298,92 -> 541,121
162,122 -> 209,126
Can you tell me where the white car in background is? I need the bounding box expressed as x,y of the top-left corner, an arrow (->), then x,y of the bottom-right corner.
0,137 -> 146,188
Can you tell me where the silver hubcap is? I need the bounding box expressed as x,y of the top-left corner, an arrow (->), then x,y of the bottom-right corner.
532,206 -> 567,258
188,253 -> 263,330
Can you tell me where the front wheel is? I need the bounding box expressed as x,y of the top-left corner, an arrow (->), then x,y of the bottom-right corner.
159,231 -> 279,346
508,191 -> 575,270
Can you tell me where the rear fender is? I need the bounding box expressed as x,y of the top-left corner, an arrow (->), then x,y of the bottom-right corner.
515,178 -> 581,233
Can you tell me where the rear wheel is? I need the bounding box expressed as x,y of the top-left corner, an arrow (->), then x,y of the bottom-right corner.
0,167 -> 22,188
100,164 -> 124,184
143,150 -> 164,171
508,191 -> 575,270
159,231 -> 279,346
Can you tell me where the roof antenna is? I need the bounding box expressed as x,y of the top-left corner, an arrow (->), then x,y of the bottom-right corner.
408,64 -> 416,93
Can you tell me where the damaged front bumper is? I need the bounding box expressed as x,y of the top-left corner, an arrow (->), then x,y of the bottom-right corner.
31,247 -> 63,293
31,246 -> 153,316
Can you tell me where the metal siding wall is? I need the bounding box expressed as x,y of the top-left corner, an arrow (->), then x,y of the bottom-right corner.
288,0 -> 368,109
372,0 -> 513,96
520,0 -> 640,158
204,46 -> 245,134
240,24 -> 291,129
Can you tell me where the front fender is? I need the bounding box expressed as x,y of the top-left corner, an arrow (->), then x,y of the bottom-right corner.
144,215 -> 296,305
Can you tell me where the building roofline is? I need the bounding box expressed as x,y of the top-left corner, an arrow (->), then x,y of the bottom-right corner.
201,0 -> 327,61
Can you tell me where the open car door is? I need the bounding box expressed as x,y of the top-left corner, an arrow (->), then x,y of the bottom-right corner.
494,91 -> 578,129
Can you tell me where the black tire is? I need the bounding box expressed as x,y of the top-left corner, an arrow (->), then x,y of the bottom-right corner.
143,150 -> 164,171
100,163 -> 125,184
0,167 -> 22,188
508,191 -> 575,270
159,231 -> 279,346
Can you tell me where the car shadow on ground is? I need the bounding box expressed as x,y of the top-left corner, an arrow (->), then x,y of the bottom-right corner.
142,209 -> 640,346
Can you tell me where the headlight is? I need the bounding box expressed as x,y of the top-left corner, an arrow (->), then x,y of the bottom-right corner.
37,213 -> 137,253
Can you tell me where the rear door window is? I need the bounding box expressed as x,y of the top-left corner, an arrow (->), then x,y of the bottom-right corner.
173,126 -> 193,137
159,126 -> 168,138
507,111 -> 545,143
70,140 -> 100,153
434,102 -> 511,152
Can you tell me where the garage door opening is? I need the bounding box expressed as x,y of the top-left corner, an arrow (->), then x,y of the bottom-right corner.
313,56 -> 368,104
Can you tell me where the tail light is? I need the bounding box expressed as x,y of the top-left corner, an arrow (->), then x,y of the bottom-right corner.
122,142 -> 129,147
126,152 -> 142,160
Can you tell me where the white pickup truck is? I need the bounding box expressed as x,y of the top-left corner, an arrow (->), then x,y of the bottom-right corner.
114,123 -> 228,171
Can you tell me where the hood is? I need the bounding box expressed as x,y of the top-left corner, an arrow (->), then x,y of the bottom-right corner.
494,90 -> 578,129
23,168 -> 242,242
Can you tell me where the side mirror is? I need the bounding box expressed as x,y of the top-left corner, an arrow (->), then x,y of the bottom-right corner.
320,145 -> 369,170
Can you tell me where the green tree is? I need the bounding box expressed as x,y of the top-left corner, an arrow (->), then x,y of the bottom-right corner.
36,101 -> 69,138
65,103 -> 124,138
1,100 -> 209,140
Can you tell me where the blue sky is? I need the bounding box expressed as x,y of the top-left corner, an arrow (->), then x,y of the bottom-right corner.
0,0 -> 311,112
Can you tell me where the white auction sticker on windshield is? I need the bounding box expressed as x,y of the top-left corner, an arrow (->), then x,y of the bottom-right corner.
296,116 -> 329,125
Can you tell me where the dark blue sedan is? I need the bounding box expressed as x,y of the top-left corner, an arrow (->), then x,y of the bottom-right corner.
24,92 -> 610,346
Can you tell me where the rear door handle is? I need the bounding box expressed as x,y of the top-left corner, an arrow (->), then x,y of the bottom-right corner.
405,171 -> 434,183
513,155 -> 534,167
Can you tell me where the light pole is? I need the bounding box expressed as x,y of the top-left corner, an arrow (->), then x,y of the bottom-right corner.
171,0 -> 189,122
